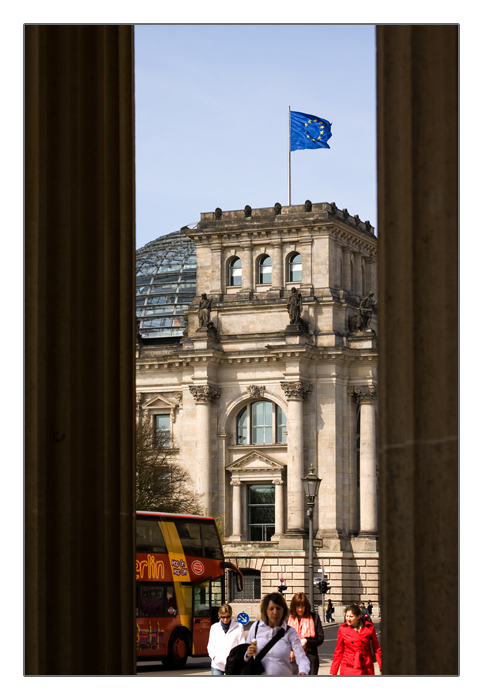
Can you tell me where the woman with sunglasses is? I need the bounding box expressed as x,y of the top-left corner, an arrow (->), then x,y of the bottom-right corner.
208,604 -> 246,675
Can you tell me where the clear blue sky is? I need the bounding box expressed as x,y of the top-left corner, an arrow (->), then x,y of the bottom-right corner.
134,24 -> 376,249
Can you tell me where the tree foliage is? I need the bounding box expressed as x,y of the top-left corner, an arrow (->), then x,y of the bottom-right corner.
135,416 -> 204,515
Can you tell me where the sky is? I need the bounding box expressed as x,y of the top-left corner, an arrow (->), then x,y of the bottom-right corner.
134,24 -> 377,250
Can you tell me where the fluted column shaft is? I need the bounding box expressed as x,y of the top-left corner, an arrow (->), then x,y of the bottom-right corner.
25,25 -> 135,675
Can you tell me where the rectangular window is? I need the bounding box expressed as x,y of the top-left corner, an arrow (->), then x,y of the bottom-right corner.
247,485 -> 275,541
154,414 -> 170,446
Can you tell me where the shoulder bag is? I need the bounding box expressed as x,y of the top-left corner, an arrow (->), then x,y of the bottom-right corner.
225,622 -> 286,675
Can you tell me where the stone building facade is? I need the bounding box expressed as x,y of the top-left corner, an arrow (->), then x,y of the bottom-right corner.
136,200 -> 378,618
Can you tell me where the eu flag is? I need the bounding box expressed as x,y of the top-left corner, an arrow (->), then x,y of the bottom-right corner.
290,110 -> 332,151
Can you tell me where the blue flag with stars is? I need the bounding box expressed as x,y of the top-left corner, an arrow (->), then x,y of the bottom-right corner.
290,110 -> 332,151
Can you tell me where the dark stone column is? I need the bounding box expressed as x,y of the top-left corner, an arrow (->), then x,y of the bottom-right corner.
377,25 -> 458,675
25,26 -> 136,674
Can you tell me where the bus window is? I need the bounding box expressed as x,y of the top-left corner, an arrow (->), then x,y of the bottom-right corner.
174,520 -> 202,557
136,518 -> 167,553
201,521 -> 223,559
173,519 -> 223,559
137,583 -> 176,618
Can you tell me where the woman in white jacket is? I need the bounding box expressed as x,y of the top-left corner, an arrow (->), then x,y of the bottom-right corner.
208,604 -> 246,675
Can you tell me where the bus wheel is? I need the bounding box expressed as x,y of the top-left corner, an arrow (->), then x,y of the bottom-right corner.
164,629 -> 189,670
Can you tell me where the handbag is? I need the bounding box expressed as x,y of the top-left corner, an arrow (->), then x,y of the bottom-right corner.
225,622 -> 286,675
225,622 -> 259,675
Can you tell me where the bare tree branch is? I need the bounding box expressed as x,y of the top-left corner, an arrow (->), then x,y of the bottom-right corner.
135,416 -> 204,515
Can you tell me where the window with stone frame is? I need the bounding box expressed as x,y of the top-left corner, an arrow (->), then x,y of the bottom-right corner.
154,413 -> 170,447
247,484 -> 275,541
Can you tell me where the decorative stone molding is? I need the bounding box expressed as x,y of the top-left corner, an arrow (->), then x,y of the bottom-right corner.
189,384 -> 221,404
173,392 -> 183,403
348,385 -> 378,403
247,385 -> 266,398
281,381 -> 312,401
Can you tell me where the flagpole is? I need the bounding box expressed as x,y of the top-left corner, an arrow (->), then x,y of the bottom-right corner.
288,106 -> 291,206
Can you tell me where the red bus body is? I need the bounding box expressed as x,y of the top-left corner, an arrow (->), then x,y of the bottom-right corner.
136,511 -> 243,669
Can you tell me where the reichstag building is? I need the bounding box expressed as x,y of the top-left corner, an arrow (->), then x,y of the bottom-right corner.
135,200 -> 378,618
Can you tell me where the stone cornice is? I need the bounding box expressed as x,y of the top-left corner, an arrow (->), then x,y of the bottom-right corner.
193,201 -> 375,236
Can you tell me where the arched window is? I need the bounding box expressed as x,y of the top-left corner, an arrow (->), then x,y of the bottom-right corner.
228,257 -> 242,286
236,401 -> 286,445
258,255 -> 272,284
288,252 -> 302,282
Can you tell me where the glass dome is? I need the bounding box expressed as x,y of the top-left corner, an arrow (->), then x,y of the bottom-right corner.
136,229 -> 197,339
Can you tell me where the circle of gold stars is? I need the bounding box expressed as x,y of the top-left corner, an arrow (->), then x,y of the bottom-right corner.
304,118 -> 326,143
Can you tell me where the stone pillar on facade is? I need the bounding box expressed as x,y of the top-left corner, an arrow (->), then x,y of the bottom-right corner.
281,381 -> 311,535
349,386 -> 378,535
241,244 -> 253,293
342,247 -> 352,292
230,477 -> 242,541
272,477 -> 285,539
354,252 -> 363,297
271,241 -> 283,291
189,385 -> 221,514
210,241 -> 223,295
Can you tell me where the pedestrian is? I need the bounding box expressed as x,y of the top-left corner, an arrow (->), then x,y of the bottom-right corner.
326,598 -> 335,623
207,604 -> 245,675
244,592 -> 310,675
287,592 -> 325,675
330,603 -> 381,675
364,601 -> 372,622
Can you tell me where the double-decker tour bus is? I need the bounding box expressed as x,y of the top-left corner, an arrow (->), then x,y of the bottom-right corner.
136,511 -> 243,669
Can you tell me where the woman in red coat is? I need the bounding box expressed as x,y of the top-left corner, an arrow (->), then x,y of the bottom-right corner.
330,604 -> 382,675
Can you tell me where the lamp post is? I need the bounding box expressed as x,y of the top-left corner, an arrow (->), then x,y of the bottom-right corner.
301,464 -> 322,610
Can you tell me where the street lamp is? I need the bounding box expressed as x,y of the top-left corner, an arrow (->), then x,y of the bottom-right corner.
301,464 -> 322,610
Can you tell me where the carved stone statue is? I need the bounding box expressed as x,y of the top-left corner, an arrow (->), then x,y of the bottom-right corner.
287,287 -> 303,325
359,291 -> 377,331
349,291 -> 377,333
198,293 -> 212,327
